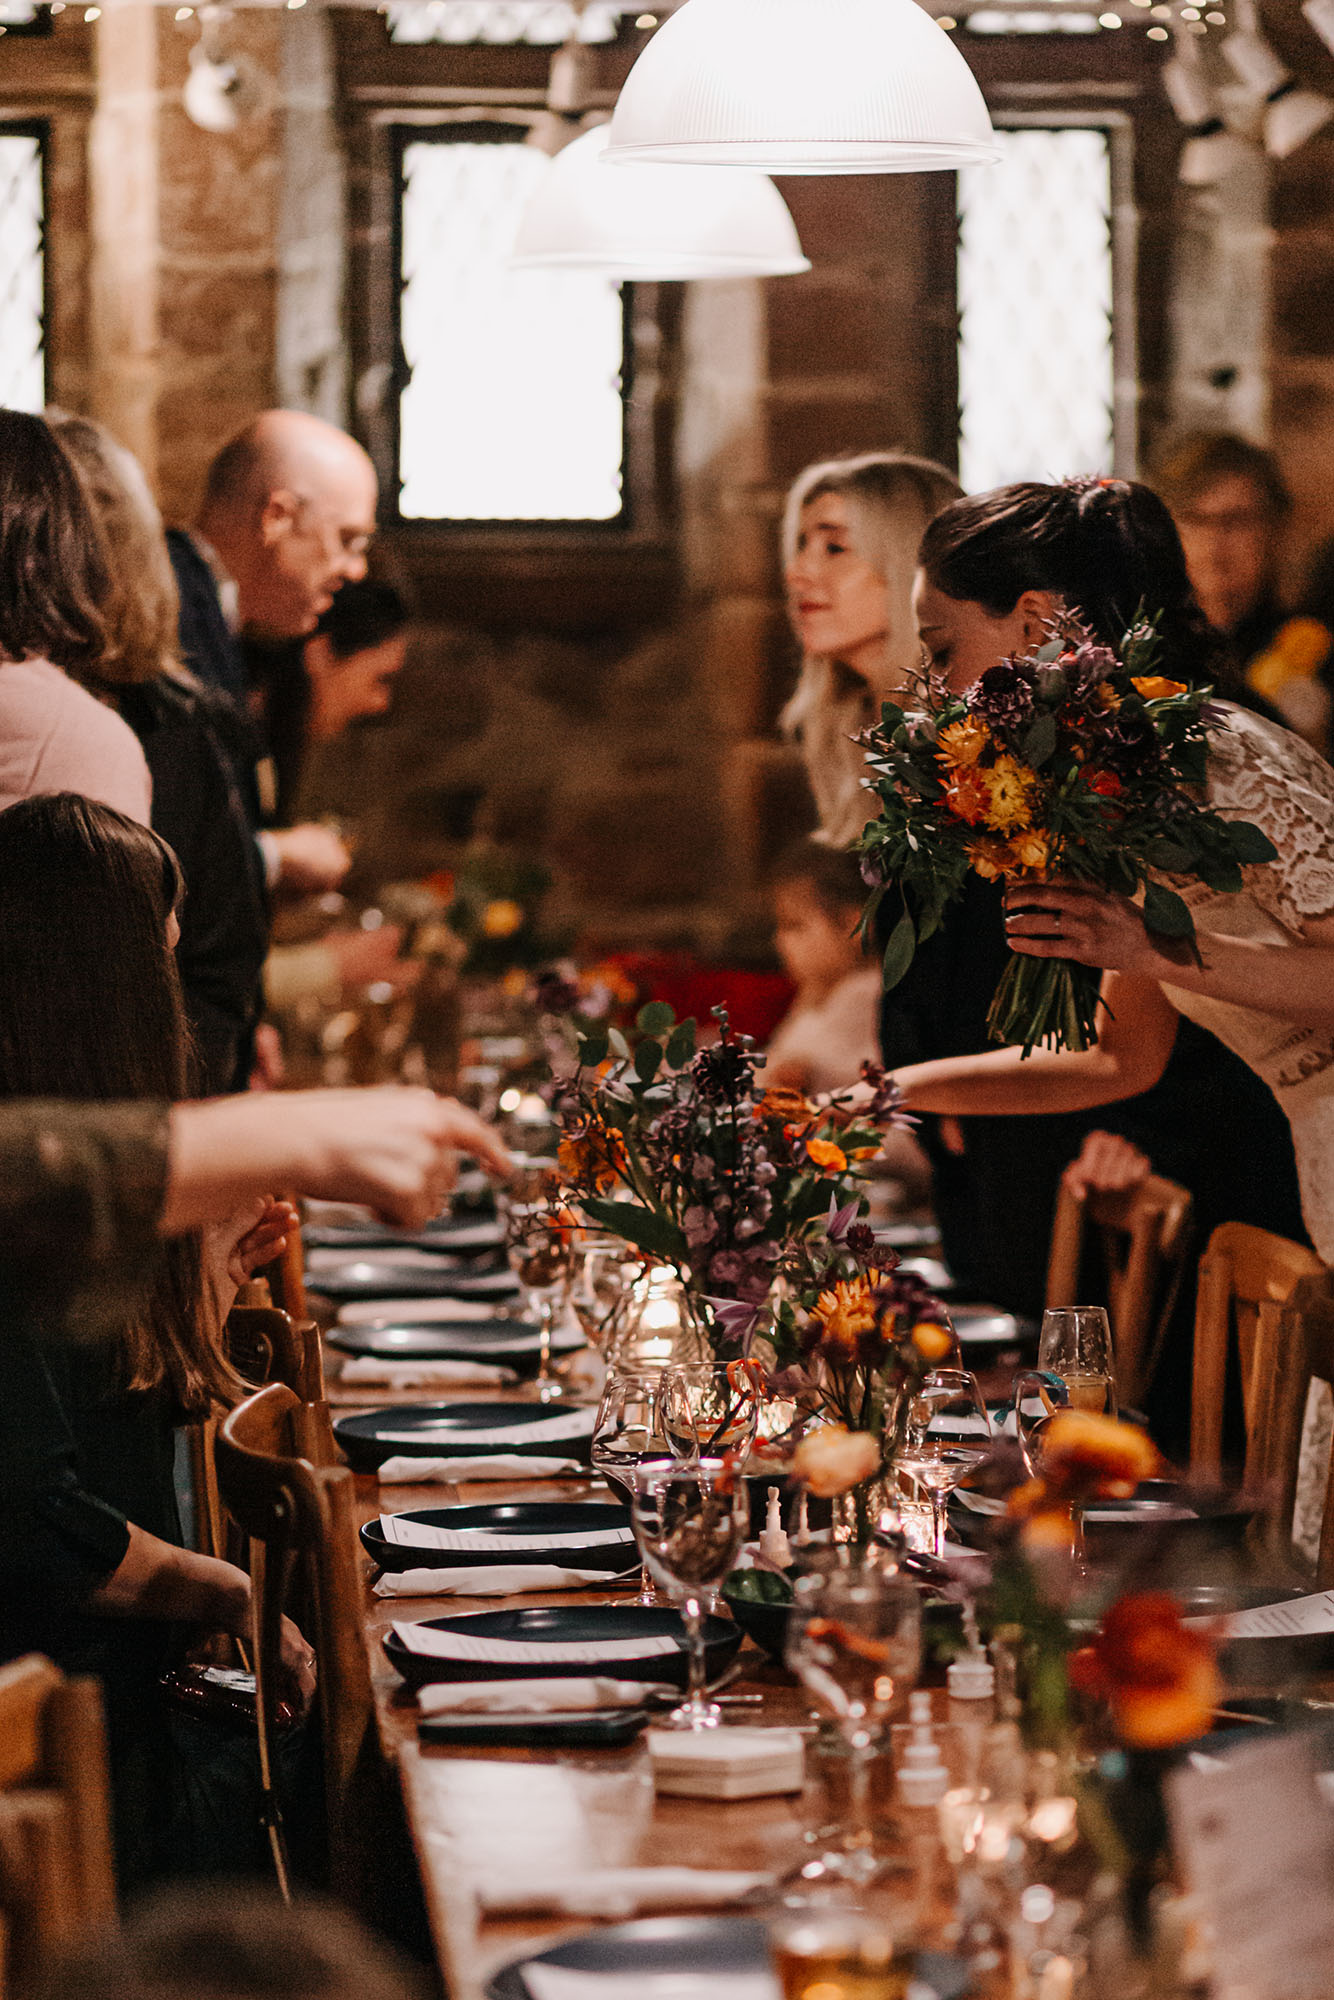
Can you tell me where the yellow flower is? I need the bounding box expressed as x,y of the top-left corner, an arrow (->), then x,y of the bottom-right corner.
482,898 -> 525,939
805,1137 -> 848,1174
1130,675 -> 1188,703
968,837 -> 1018,883
792,1425 -> 882,1498
1008,827 -> 1050,875
1093,680 -> 1121,712
911,1321 -> 955,1364
982,755 -> 1037,834
809,1273 -> 881,1356
936,717 -> 991,769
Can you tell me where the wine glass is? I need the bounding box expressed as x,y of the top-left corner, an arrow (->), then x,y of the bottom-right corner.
896,1368 -> 993,1558
630,1461 -> 748,1729
661,1361 -> 761,1467
786,1562 -> 922,1882
1038,1307 -> 1117,1417
591,1370 -> 669,1605
570,1234 -> 638,1355
503,1195 -> 576,1402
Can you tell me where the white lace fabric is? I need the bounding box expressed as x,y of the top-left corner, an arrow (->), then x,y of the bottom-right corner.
1204,704 -> 1334,933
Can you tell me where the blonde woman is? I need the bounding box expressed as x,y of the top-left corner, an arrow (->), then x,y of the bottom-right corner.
781,452 -> 962,844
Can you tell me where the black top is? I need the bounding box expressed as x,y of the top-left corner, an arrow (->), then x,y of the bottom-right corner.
166,528 -> 246,706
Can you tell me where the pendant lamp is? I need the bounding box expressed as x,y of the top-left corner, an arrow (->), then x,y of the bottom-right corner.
606,0 -> 999,173
511,124 -> 811,277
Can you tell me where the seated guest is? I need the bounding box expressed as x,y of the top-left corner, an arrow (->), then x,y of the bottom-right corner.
1150,430 -> 1333,750
50,412 -> 269,1093
0,793 -> 316,1890
0,409 -> 150,820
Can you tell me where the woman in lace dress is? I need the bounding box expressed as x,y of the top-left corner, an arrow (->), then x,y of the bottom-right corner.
888,478 -> 1334,1268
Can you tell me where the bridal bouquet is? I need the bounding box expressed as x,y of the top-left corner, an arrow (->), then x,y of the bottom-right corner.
857,617 -> 1277,1054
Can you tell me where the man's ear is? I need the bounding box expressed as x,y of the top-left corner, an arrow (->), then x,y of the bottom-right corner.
259,489 -> 301,547
1016,587 -> 1060,643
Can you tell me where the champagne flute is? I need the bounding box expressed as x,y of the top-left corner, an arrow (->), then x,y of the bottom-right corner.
1038,1307 -> 1117,1416
895,1368 -> 993,1558
591,1370 -> 668,1605
661,1361 -> 761,1466
786,1562 -> 922,1882
630,1461 -> 748,1729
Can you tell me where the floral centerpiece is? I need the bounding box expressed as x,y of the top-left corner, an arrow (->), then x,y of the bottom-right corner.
856,615 -> 1276,1053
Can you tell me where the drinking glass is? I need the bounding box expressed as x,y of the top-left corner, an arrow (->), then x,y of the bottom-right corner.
661,1361 -> 761,1466
503,1195 -> 576,1402
769,1908 -> 916,2000
786,1561 -> 922,1882
895,1368 -> 993,1558
1038,1307 -> 1117,1417
631,1461 -> 748,1728
569,1234 -> 638,1355
591,1370 -> 669,1604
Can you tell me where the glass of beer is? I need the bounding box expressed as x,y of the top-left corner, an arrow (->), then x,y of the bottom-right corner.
1038,1306 -> 1117,1417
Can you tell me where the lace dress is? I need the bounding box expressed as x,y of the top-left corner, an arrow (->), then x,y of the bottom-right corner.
1158,703 -> 1334,1264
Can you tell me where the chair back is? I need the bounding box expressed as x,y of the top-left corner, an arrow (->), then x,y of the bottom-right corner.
213,1384 -> 375,1903
263,1215 -> 308,1325
0,1656 -> 116,1995
1045,1173 -> 1193,1409
1190,1221 -> 1331,1483
1251,1292 -> 1334,1580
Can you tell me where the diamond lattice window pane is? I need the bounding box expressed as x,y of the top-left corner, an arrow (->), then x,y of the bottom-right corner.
0,133 -> 44,413
957,127 -> 1114,493
388,3 -> 625,44
398,137 -> 625,521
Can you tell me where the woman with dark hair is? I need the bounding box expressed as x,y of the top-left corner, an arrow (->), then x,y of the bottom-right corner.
0,793 -> 314,1891
888,476 -> 1334,1268
0,408 -> 151,819
875,478 -> 1308,1384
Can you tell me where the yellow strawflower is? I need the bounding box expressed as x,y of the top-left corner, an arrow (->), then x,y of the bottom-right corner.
936,717 -> 991,769
982,755 -> 1037,833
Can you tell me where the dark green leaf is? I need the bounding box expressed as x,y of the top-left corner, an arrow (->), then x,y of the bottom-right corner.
665,1018 -> 697,1067
633,1040 -> 663,1087
1021,711 -> 1058,769
580,1197 -> 686,1262
882,912 -> 916,992
1142,881 -> 1196,940
1144,838 -> 1194,874
1226,818 -> 1278,865
576,1034 -> 609,1068
636,1001 -> 676,1036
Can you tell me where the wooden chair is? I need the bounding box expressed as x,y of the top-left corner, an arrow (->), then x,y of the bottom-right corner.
0,1656 -> 116,1996
213,1384 -> 378,1906
1045,1173 -> 1193,1410
1190,1221 -> 1331,1483
263,1214 -> 308,1326
1250,1292 -> 1334,1581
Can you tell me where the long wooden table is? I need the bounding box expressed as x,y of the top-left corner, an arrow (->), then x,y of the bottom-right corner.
334,1361 -> 982,2000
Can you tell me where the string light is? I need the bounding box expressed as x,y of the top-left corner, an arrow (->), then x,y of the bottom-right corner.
938,13 -> 957,24
84,6 -> 101,19
1099,12 -> 1121,23
1147,22 -> 1169,35
634,11 -> 657,22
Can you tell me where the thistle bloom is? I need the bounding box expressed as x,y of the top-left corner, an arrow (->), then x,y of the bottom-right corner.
1067,1591 -> 1220,1748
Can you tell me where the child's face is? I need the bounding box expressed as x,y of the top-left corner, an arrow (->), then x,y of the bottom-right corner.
773,880 -> 863,989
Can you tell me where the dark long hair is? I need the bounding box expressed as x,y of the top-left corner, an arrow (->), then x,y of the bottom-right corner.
918,476 -> 1228,685
0,794 -> 238,1410
0,409 -> 110,673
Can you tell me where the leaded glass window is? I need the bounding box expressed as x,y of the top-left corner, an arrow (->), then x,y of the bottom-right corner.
957,126 -> 1119,492
0,129 -> 44,413
397,131 -> 626,523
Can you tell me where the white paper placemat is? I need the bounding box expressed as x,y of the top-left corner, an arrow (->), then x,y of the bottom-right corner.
474,1868 -> 771,1916
521,1967 -> 779,2000
373,1407 -> 594,1449
391,1624 -> 680,1665
377,1454 -> 585,1484
379,1516 -> 633,1553
375,1564 -> 627,1597
417,1676 -> 667,1716
340,1358 -> 515,1387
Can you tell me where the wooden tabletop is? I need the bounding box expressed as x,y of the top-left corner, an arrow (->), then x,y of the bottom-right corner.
337,1354 -> 980,2000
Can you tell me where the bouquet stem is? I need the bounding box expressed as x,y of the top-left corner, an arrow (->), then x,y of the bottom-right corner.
986,955 -> 1104,1057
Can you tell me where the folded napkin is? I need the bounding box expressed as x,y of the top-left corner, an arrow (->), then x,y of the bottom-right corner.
522,1968 -> 778,2000
377,1454 -> 585,1484
374,1563 -> 632,1597
416,1676 -> 669,1716
338,1297 -> 501,1326
471,1867 -> 772,1917
338,1357 -> 516,1387
391,1622 -> 680,1666
307,1246 -> 466,1275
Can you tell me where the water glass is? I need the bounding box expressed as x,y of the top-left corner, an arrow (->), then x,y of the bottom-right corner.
504,1196 -> 576,1402
895,1368 -> 993,1557
660,1361 -> 761,1466
630,1461 -> 748,1728
591,1370 -> 668,1604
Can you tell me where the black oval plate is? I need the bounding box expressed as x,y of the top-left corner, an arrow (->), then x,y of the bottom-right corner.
362,1500 -> 633,1572
384,1604 -> 742,1689
485,1917 -> 969,2000
326,1318 -> 580,1379
304,1218 -> 504,1254
308,1260 -> 520,1303
334,1400 -> 595,1472
420,1707 -> 651,1749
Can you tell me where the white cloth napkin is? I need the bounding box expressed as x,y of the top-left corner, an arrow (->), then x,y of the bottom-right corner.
522,1967 -> 779,2000
377,1454 -> 585,1484
338,1357 -> 516,1387
417,1677 -> 670,1715
338,1297 -> 502,1326
391,1623 -> 678,1666
374,1563 -> 630,1597
471,1868 -> 773,1917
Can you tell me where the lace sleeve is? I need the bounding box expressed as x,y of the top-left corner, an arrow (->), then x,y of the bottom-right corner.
1205,704 -> 1334,933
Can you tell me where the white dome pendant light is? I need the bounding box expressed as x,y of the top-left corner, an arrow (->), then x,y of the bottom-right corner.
511,124 -> 811,278
606,0 -> 999,174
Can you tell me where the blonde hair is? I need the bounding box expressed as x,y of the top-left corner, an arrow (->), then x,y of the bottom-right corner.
780,451 -> 961,844
46,411 -> 183,688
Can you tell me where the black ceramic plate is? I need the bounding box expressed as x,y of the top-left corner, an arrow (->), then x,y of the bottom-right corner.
333,1400 -> 595,1472
362,1500 -> 634,1572
307,1260 -> 520,1303
485,1916 -> 969,2000
953,1306 -> 1024,1348
304,1218 -> 504,1254
384,1604 -> 742,1689
326,1319 -> 581,1373
419,1707 -> 651,1748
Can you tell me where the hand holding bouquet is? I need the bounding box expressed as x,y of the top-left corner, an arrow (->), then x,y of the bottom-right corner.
857,616 -> 1276,1054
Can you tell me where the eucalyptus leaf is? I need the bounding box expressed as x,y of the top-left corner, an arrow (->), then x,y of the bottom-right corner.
576,1034 -> 609,1069
882,912 -> 916,992
633,1040 -> 663,1087
1021,711 -> 1058,768
1142,881 -> 1196,939
636,1001 -> 675,1036
607,1027 -> 631,1062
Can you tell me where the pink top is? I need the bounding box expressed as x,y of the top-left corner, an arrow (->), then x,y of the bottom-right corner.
0,659 -> 151,824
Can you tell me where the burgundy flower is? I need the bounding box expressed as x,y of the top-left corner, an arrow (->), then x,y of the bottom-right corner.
968,659 -> 1036,730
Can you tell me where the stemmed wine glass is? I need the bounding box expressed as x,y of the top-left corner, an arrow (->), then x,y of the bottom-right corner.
569,1234 -> 638,1357
630,1461 -> 749,1729
786,1561 -> 922,1882
661,1361 -> 761,1467
895,1367 -> 994,1557
1038,1307 -> 1118,1416
502,1185 -> 576,1402
591,1370 -> 670,1605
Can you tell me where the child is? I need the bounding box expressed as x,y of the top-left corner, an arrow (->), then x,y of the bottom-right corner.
766,841 -> 891,1096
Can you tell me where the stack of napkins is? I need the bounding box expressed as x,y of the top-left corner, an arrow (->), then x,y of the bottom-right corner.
646,1726 -> 805,1800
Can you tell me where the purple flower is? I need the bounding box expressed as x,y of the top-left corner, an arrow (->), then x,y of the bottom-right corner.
683,1205 -> 719,1249
527,970 -> 581,1015
705,1296 -> 761,1350
968,659 -> 1035,729
825,1194 -> 861,1243
708,1250 -> 747,1287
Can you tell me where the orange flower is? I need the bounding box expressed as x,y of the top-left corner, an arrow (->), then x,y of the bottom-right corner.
1007,827 -> 1051,874
557,1121 -> 628,1192
1130,676 -> 1188,703
911,1320 -> 955,1365
968,837 -> 1019,883
944,767 -> 992,827
937,717 -> 992,769
809,1273 -> 883,1357
805,1137 -> 848,1174
982,754 -> 1038,834
793,1424 -> 882,1497
481,898 -> 525,938
1093,681 -> 1121,713
761,1085 -> 819,1129
1008,1411 -> 1162,1522
1068,1592 -> 1220,1748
